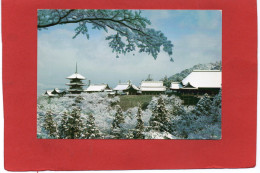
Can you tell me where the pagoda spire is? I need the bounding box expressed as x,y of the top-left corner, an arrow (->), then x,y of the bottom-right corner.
76,62 -> 78,73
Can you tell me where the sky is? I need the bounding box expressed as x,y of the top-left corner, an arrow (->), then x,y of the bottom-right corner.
37,10 -> 222,95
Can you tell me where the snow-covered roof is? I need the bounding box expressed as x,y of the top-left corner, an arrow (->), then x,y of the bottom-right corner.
85,84 -> 110,92
182,70 -> 222,88
170,82 -> 183,90
141,81 -> 164,87
52,88 -> 66,93
113,83 -> 139,91
140,81 -> 166,92
66,73 -> 85,80
44,90 -> 55,97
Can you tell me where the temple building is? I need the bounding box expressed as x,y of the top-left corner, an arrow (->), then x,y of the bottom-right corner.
170,70 -> 222,95
85,84 -> 112,93
66,64 -> 86,94
113,81 -> 140,95
140,81 -> 166,95
44,90 -> 55,97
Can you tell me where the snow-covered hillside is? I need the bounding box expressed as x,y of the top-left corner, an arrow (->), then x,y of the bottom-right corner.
37,91 -> 221,139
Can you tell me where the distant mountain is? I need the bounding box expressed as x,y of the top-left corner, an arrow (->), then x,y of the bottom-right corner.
168,61 -> 222,82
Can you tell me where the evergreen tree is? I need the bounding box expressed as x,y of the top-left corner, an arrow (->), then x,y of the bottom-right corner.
126,130 -> 135,139
149,97 -> 171,132
75,95 -> 84,104
85,114 -> 102,139
193,94 -> 213,117
171,97 -> 186,116
65,106 -> 85,139
112,105 -> 125,129
133,107 -> 145,139
162,75 -> 171,88
210,90 -> 222,122
57,112 -> 69,139
111,105 -> 125,139
43,110 -> 58,138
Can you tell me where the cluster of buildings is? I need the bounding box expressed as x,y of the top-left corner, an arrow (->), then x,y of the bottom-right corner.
44,65 -> 222,97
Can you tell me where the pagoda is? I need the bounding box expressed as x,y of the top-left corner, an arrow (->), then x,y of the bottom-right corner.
66,63 -> 86,94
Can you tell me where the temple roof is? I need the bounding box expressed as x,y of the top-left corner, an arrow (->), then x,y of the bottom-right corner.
140,81 -> 166,92
85,84 -> 111,92
182,70 -> 222,88
170,82 -> 183,90
114,83 -> 139,91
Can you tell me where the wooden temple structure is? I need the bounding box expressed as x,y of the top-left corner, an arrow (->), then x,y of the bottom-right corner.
66,63 -> 86,94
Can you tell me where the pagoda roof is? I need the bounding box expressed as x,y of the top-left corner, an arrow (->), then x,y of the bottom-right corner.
66,73 -> 85,80
68,89 -> 85,92
66,83 -> 86,86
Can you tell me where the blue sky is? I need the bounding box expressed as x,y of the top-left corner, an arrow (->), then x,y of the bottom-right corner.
37,10 -> 222,95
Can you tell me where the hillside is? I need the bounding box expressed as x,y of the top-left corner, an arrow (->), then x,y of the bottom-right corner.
168,61 -> 222,82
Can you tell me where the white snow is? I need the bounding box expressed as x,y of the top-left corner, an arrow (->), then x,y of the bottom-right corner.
85,84 -> 110,92
66,73 -> 86,80
182,70 -> 222,88
140,81 -> 166,91
170,82 -> 183,89
113,83 -> 139,91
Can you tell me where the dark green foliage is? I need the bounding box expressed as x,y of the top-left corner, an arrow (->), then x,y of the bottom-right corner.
118,95 -> 152,111
162,75 -> 171,88
43,110 -> 58,138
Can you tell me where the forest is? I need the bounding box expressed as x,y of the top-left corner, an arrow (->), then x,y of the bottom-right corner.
37,90 -> 221,139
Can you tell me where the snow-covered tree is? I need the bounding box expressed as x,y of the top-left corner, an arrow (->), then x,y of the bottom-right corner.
111,105 -> 125,139
210,90 -> 222,122
112,105 -> 125,129
84,114 -> 103,139
74,95 -> 84,104
193,93 -> 212,117
172,91 -> 222,139
43,110 -> 58,138
149,96 -> 171,132
38,10 -> 173,60
65,106 -> 85,139
133,107 -> 145,139
57,112 -> 69,139
162,75 -> 171,88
